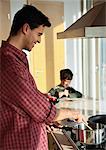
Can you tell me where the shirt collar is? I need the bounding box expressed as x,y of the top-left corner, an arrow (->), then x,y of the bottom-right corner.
1,41 -> 28,67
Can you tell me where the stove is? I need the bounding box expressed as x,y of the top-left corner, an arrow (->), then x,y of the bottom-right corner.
62,128 -> 106,150
59,118 -> 106,150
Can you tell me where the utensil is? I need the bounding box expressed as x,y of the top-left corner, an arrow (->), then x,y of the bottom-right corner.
82,121 -> 93,130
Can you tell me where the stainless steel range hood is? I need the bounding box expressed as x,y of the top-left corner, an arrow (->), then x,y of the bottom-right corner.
57,2 -> 106,39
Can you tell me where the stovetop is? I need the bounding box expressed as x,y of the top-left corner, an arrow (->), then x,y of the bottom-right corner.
75,141 -> 106,150
62,129 -> 106,150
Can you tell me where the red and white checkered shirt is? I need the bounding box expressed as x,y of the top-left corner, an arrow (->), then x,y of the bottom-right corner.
0,41 -> 56,150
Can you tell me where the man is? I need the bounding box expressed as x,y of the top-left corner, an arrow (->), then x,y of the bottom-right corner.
0,5 -> 85,150
48,69 -> 83,104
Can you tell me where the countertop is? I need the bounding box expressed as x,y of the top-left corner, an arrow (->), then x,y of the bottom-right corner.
55,97 -> 106,119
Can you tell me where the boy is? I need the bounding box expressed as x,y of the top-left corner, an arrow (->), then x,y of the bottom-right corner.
48,69 -> 83,104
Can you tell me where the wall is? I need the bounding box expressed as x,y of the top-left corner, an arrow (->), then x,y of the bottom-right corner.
10,0 -> 27,22
0,0 -> 11,44
0,0 -> 27,44
29,1 -> 64,92
64,0 -> 82,92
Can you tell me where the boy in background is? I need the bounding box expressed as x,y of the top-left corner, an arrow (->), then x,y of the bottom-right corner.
48,69 -> 83,104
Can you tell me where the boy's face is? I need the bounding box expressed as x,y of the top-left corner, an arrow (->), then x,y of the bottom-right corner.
24,24 -> 45,51
61,79 -> 71,88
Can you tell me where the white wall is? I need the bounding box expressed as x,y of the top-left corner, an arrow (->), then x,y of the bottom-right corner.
64,0 -> 82,92
10,0 -> 30,60
10,0 -> 27,23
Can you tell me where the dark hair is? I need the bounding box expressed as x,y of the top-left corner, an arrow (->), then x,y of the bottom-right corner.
10,5 -> 51,36
60,69 -> 73,80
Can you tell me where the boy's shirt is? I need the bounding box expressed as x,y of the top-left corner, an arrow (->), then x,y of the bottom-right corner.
48,84 -> 83,104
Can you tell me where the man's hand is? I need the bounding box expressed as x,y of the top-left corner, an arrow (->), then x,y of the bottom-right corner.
71,110 -> 87,123
54,108 -> 87,124
45,93 -> 57,102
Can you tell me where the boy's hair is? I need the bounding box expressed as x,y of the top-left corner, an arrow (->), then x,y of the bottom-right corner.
10,5 -> 51,36
60,69 -> 73,80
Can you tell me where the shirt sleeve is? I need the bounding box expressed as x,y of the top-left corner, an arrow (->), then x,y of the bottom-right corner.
1,64 -> 56,124
48,87 -> 59,98
68,87 -> 83,98
48,88 -> 56,96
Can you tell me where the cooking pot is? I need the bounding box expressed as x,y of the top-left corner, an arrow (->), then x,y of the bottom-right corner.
54,118 -> 106,144
88,114 -> 106,141
88,114 -> 106,125
72,122 -> 105,145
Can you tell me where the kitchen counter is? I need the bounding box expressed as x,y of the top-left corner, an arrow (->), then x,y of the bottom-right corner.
55,97 -> 106,119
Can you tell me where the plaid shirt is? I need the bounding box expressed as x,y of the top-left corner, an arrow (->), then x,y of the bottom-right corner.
0,41 -> 56,150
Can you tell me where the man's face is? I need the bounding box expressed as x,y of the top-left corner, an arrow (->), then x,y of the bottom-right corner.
61,79 -> 71,88
24,24 -> 45,51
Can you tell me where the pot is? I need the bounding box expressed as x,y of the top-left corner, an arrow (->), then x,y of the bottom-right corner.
88,114 -> 106,125
72,122 -> 105,145
88,114 -> 106,141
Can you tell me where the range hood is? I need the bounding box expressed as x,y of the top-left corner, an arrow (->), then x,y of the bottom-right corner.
57,2 -> 106,39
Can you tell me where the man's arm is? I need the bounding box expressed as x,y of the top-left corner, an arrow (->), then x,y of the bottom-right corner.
1,65 -> 56,124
